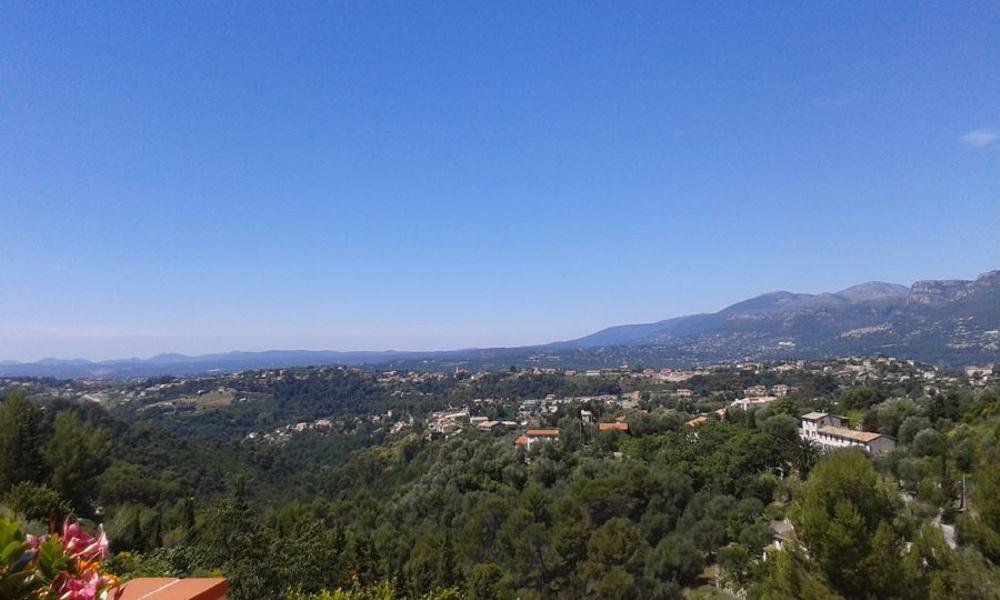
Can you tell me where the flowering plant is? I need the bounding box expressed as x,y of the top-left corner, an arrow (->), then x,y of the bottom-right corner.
0,516 -> 121,600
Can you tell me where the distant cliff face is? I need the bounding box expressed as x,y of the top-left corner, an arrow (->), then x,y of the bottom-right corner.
908,271 -> 1000,306
908,280 -> 973,306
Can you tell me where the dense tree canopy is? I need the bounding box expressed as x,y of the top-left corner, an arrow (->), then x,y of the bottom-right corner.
1,362 -> 998,599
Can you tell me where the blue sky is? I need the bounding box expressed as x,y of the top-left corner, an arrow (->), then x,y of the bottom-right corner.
1,2 -> 998,361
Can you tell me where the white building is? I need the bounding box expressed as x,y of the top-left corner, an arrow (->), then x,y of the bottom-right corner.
966,365 -> 993,379
732,395 -> 777,410
515,429 -> 559,451
799,412 -> 895,455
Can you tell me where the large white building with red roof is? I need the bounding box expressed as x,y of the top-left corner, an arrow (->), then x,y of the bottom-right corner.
799,412 -> 895,455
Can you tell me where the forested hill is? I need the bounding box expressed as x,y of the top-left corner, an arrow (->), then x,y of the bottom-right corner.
2,360 -> 1000,598
2,270 -> 997,378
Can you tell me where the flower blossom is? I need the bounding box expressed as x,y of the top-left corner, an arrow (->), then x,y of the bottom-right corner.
59,567 -> 101,600
61,520 -> 109,561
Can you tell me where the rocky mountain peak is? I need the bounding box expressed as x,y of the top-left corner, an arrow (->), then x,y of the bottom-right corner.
834,281 -> 909,302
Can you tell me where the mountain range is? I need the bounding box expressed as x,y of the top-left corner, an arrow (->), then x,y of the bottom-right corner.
3,270 -> 998,378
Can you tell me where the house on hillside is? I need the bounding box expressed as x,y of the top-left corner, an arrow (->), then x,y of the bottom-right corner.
598,422 -> 629,433
800,411 -> 847,434
799,412 -> 895,455
731,396 -> 777,410
515,429 -> 559,450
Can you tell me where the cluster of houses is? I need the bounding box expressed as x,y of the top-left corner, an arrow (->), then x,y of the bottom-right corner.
523,366 -> 706,381
729,383 -> 791,410
518,391 -> 641,417
246,417 -> 336,442
684,407 -> 896,456
247,409 -> 412,442
679,383 -> 898,457
426,396 -> 636,452
513,416 -> 632,451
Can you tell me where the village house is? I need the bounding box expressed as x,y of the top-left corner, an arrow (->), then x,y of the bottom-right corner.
598,422 -> 629,433
515,429 -> 559,450
966,365 -> 993,380
731,395 -> 777,410
799,412 -> 895,455
657,369 -> 695,383
616,390 -> 641,409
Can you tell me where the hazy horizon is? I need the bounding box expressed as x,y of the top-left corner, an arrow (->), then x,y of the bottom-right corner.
4,268 -> 999,363
3,3 -> 998,362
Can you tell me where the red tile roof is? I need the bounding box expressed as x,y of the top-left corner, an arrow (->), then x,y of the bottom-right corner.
598,422 -> 629,432
818,426 -> 882,443
525,429 -> 559,437
118,578 -> 227,600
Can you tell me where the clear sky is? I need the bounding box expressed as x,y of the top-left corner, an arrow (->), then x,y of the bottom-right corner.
1,2 -> 998,361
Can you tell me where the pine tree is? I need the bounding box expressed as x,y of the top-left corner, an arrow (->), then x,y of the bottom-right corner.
0,394 -> 48,495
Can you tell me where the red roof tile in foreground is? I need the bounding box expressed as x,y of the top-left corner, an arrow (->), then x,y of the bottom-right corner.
118,577 -> 227,600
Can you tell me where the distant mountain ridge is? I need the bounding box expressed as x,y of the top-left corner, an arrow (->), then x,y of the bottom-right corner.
2,270 -> 998,378
555,271 -> 999,365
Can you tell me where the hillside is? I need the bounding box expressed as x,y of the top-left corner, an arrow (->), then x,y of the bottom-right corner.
557,271 -> 1000,365
3,360 -> 1000,599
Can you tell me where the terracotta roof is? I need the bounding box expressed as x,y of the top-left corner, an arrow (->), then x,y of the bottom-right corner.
514,435 -> 529,446
685,416 -> 708,427
525,429 -> 559,437
818,426 -> 882,443
598,422 -> 629,432
118,578 -> 227,600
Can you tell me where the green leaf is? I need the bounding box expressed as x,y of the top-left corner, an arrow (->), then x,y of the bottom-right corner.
0,540 -> 27,565
36,536 -> 69,581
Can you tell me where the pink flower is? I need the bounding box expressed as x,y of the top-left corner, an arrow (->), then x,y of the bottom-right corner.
61,520 -> 109,561
26,533 -> 45,551
59,569 -> 101,600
